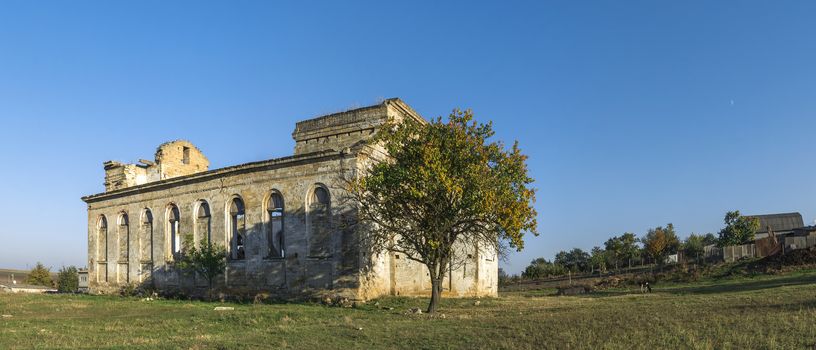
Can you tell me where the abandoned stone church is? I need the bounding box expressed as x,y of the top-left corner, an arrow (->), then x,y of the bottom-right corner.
81,99 -> 498,300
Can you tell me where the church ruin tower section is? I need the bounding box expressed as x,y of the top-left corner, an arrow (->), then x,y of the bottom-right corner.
292,98 -> 424,155
103,141 -> 210,192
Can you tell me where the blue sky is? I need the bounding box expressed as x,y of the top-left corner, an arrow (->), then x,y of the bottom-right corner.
0,1 -> 814,274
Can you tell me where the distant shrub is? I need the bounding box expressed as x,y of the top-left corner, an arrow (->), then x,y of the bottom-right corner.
57,266 -> 79,292
498,268 -> 521,286
522,258 -> 567,279
26,262 -> 53,287
119,283 -> 138,297
663,267 -> 701,283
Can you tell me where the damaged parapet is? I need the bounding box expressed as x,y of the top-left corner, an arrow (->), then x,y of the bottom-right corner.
103,140 -> 209,192
291,98 -> 424,155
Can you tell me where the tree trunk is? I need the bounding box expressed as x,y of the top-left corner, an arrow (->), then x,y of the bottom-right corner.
428,277 -> 441,313
427,262 -> 443,314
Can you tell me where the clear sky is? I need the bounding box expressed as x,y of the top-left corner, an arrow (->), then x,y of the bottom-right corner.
1,1 -> 814,274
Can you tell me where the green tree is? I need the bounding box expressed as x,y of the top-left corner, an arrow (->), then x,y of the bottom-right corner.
554,248 -> 590,273
619,232 -> 640,268
683,234 -> 706,264
498,268 -> 510,286
177,239 -> 227,300
26,262 -> 53,287
590,246 -> 607,274
57,266 -> 79,292
349,109 -> 538,313
522,258 -> 566,279
664,224 -> 681,255
604,237 -> 623,271
702,233 -> 718,246
717,211 -> 760,247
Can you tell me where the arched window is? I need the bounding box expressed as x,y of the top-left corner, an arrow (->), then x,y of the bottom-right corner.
313,187 -> 330,205
118,213 -> 129,261
98,216 -> 108,261
229,197 -> 246,260
308,186 -> 331,257
97,216 -> 109,282
196,201 -> 211,246
140,209 -> 153,262
266,192 -> 284,258
167,205 -> 181,259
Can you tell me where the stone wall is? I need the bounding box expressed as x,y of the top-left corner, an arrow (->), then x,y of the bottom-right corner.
103,141 -> 209,192
83,98 -> 497,300
87,152 -> 363,298
155,141 -> 209,180
292,98 -> 425,155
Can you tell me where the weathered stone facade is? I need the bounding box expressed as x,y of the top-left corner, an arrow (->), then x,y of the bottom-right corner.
81,98 -> 498,300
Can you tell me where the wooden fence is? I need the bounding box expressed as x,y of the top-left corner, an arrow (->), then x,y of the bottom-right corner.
784,236 -> 816,250
723,243 -> 757,262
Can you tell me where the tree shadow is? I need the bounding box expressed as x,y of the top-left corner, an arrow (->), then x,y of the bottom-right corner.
721,298 -> 816,313
661,274 -> 816,295
555,273 -> 816,299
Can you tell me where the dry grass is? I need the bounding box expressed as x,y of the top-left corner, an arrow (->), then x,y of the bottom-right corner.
1,270 -> 815,349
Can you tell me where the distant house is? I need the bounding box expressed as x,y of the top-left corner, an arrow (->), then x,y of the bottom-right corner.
791,226 -> 816,236
747,212 -> 804,239
78,269 -> 89,293
784,226 -> 816,250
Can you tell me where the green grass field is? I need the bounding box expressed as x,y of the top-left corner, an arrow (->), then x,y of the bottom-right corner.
1,270 -> 815,349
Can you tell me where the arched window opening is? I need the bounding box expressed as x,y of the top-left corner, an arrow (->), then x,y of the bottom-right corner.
97,216 -> 109,282
118,213 -> 129,261
98,216 -> 108,261
196,201 -> 211,246
312,187 -> 330,206
266,192 -> 284,258
167,205 -> 181,259
308,186 -> 331,257
140,209 -> 153,262
229,197 -> 246,260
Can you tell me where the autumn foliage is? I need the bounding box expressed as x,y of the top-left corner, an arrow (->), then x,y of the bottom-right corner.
349,108 -> 537,313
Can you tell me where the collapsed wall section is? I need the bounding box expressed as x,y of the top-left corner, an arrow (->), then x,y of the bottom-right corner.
103,141 -> 209,192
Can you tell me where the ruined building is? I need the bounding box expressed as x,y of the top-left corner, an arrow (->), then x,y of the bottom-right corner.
81,99 -> 498,300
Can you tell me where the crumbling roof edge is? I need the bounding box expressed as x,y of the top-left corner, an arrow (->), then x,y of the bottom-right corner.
81,150 -> 347,203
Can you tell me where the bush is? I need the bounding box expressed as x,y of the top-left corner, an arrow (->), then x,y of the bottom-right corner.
26,262 -> 53,287
522,258 -> 567,279
57,266 -> 79,293
119,283 -> 139,297
663,266 -> 701,283
177,239 -> 227,300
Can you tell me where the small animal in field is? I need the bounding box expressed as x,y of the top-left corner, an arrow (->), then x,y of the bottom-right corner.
639,281 -> 652,293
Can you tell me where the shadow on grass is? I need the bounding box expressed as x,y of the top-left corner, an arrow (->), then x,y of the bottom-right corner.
723,298 -> 816,314
662,274 -> 816,295
553,272 -> 816,299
